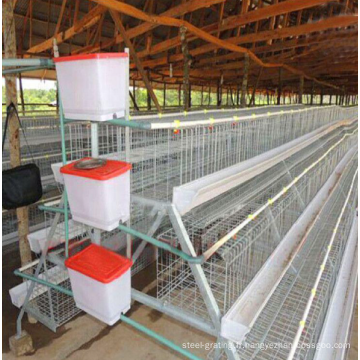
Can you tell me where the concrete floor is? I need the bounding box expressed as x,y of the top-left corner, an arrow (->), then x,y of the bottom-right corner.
2,246 -> 358,360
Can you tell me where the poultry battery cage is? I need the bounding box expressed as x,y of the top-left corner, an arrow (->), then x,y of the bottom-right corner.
10,56 -> 358,360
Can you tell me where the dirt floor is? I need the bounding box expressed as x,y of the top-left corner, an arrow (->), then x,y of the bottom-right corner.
2,244 -> 358,360
2,245 -> 214,360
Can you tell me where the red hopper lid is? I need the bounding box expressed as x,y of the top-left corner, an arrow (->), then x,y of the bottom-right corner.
60,158 -> 132,181
65,244 -> 132,283
53,53 -> 128,63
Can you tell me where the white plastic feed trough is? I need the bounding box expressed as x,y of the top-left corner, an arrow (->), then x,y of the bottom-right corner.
65,244 -> 132,325
60,158 -> 131,231
54,53 -> 128,121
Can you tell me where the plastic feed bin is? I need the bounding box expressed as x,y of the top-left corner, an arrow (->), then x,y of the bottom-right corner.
54,53 -> 128,121
60,158 -> 132,231
65,244 -> 132,325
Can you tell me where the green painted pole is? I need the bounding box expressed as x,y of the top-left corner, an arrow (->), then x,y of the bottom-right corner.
59,96 -> 70,258
107,118 -> 151,129
38,205 -> 66,214
120,315 -> 204,360
2,65 -> 53,75
118,224 -> 204,264
64,117 -> 152,130
14,270 -> 204,360
38,211 -> 204,264
2,58 -> 54,67
14,269 -> 73,296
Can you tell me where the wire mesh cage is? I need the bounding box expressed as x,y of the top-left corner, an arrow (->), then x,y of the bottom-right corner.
156,124 -> 357,322
20,260 -> 81,332
8,104 -> 358,356
64,106 -> 358,203
207,155 -> 357,360
239,158 -> 358,360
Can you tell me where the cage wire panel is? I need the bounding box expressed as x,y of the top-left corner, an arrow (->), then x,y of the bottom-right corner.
231,157 -> 358,360
156,123 -> 357,323
20,260 -> 81,332
2,106 -> 356,241
8,104 -> 358,357
65,106 -> 357,203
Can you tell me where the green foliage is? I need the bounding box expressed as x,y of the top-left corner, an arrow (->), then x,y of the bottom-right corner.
2,85 -> 279,115
2,86 -> 57,113
132,88 -> 218,108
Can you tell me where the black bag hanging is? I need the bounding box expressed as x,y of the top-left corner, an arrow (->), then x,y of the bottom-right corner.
2,103 -> 43,210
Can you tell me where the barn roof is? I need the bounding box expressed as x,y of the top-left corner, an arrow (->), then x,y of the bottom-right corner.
9,0 -> 359,94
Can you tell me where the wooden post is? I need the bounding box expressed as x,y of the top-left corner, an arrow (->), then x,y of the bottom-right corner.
277,68 -> 282,105
217,79 -> 221,106
250,67 -> 263,107
180,26 -> 191,111
201,85 -> 204,107
163,82 -> 166,110
132,78 -> 136,104
188,83 -> 192,108
298,75 -> 304,104
56,82 -> 59,115
19,73 -> 26,115
230,87 -> 235,106
147,70 -> 151,110
178,84 -> 181,106
208,84 -> 211,106
329,94 -> 332,105
109,10 -> 161,112
320,86 -> 324,105
129,90 -> 139,111
3,0 -> 32,266
240,53 -> 250,108
147,89 -> 152,110
310,80 -> 314,105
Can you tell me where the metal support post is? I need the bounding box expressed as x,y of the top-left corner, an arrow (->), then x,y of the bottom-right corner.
90,122 -> 101,245
124,47 -> 132,259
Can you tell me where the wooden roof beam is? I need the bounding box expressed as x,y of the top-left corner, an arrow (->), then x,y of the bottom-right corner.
54,0 -> 67,37
138,14 -> 358,59
26,5 -> 107,55
109,9 -> 162,113
73,0 -> 225,54
183,31 -> 358,67
90,0 -> 357,90
78,0 -> 342,57
130,20 -> 357,72
135,0 -> 343,58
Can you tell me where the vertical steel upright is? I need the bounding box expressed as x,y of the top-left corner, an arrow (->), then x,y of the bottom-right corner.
124,48 -> 132,258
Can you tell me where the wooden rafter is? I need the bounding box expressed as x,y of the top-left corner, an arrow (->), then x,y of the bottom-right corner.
109,9 -> 162,113
54,0 -> 67,37
26,5 -> 107,54
72,0 -> 225,54
91,0 -> 357,90
12,0 -> 358,94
